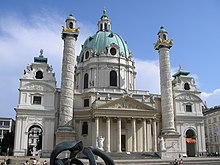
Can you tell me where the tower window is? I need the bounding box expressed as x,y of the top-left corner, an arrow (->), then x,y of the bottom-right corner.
69,22 -> 73,29
104,23 -> 107,31
82,122 -> 88,135
163,34 -> 166,40
35,71 -> 43,79
84,73 -> 89,89
33,96 -> 42,105
186,105 -> 192,112
110,47 -> 117,55
184,83 -> 190,90
84,99 -> 89,107
110,70 -> 117,86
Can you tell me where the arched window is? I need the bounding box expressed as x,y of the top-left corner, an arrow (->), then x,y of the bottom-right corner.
82,122 -> 88,135
163,34 -> 166,40
186,129 -> 196,139
35,71 -> 43,79
84,73 -> 88,89
184,83 -> 190,90
104,23 -> 107,31
69,22 -> 73,29
110,70 -> 117,86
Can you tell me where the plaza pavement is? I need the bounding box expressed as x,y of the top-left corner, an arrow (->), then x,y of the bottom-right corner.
1,156 -> 220,164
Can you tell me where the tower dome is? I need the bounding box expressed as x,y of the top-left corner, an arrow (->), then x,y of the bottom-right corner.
78,31 -> 130,62
75,9 -> 135,91
77,9 -> 131,63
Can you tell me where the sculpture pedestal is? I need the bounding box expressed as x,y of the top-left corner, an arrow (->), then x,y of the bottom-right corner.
159,133 -> 181,159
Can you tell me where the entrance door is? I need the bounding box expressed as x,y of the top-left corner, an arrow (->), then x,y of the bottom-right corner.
186,129 -> 196,157
121,135 -> 126,152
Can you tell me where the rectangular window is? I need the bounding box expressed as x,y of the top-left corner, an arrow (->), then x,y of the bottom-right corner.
214,117 -> 217,122
4,121 -> 10,126
186,105 -> 192,112
82,122 -> 88,135
84,99 -> 89,107
33,96 -> 41,104
0,121 -> 3,126
204,126 -> 207,135
208,119 -> 211,124
209,125 -> 212,134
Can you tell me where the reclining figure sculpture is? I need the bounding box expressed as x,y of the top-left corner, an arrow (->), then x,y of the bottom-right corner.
50,140 -> 115,165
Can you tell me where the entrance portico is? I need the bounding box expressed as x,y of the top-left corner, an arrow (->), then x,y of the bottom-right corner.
93,116 -> 158,152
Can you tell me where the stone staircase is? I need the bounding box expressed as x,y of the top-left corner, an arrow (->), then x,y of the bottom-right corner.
109,152 -> 160,160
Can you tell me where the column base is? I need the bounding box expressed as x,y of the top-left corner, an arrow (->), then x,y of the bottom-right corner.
13,149 -> 26,156
55,127 -> 76,145
159,133 -> 181,159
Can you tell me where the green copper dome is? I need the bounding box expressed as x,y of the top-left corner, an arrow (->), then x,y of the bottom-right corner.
158,26 -> 167,34
66,14 -> 76,22
78,31 -> 130,61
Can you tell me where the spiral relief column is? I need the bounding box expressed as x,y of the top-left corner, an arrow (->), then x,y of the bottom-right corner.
56,14 -> 79,144
154,27 -> 176,134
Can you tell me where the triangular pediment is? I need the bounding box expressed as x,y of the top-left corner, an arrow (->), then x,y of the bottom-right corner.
97,96 -> 155,111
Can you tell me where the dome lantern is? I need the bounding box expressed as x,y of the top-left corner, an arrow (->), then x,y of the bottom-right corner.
98,8 -> 111,32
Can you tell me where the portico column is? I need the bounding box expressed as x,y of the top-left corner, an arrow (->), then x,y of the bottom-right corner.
106,117 -> 111,152
146,119 -> 151,151
132,118 -> 137,152
95,117 -> 99,147
152,119 -> 157,152
142,119 -> 147,152
117,118 -> 122,152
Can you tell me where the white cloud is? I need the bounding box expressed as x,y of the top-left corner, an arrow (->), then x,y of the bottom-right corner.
135,59 -> 160,94
0,12 -> 96,118
201,89 -> 220,108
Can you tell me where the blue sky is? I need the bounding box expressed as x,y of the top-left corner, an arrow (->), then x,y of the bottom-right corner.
1,0 -> 220,118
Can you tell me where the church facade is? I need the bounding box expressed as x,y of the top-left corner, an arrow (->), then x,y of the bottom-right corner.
14,10 -> 206,158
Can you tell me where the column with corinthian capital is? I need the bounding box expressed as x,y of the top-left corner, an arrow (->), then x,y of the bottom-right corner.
132,118 -> 137,152
106,117 -> 111,152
